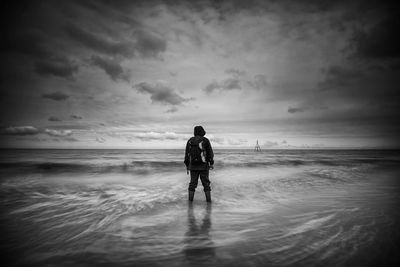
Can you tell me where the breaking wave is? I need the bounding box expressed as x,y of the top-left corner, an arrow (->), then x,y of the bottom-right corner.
1,150 -> 398,175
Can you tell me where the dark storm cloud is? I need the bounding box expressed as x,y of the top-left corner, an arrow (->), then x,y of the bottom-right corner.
73,0 -> 140,25
135,82 -> 191,105
65,25 -> 166,59
69,2 -> 167,59
42,92 -> 70,101
91,55 -> 129,81
65,24 -> 134,57
35,57 -> 79,79
134,30 -> 167,58
48,116 -> 62,122
350,13 -> 400,59
1,0 -> 398,148
0,30 -> 51,58
3,126 -> 39,135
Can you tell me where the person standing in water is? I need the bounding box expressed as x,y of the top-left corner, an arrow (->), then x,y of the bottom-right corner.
184,126 -> 214,202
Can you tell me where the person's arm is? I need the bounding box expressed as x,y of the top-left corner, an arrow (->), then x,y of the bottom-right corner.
206,139 -> 214,166
184,140 -> 190,168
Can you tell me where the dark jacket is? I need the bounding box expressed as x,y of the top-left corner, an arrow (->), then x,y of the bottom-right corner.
184,128 -> 214,171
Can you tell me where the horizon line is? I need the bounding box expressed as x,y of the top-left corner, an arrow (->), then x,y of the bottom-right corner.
0,147 -> 399,150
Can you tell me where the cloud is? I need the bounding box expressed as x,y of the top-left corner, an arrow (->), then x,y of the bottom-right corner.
48,116 -> 62,122
248,74 -> 267,90
91,55 -> 130,81
34,57 -> 78,79
263,140 -> 279,148
70,115 -> 82,120
45,124 -> 91,130
134,30 -> 167,58
65,25 -> 166,59
42,92 -> 70,101
209,137 -> 225,145
65,24 -> 134,57
205,72 -> 267,94
166,106 -> 178,113
318,65 -> 362,91
3,126 -> 39,135
1,29 -> 51,58
203,78 -> 241,94
51,137 -> 79,142
1,0 -> 399,149
132,131 -> 188,141
288,106 -> 307,113
225,68 -> 246,77
350,14 -> 400,59
204,81 -> 220,94
135,82 -> 191,105
96,136 -> 106,143
227,138 -> 248,146
288,106 -> 328,114
169,71 -> 178,77
65,137 -> 79,142
223,78 -> 241,90
44,129 -> 73,137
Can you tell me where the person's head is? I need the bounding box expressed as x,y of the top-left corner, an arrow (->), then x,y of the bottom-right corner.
194,125 -> 206,137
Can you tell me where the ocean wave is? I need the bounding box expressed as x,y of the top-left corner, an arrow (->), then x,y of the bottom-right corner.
1,156 -> 398,175
0,161 -> 183,174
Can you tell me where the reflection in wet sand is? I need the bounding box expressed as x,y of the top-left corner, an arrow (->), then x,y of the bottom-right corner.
183,203 -> 216,266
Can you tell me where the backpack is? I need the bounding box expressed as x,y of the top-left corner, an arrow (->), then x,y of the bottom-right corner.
189,138 -> 206,165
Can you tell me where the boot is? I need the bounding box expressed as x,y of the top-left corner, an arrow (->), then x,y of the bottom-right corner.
205,191 -> 211,202
189,190 -> 195,201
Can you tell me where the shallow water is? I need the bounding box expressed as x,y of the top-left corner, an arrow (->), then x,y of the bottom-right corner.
0,149 -> 399,266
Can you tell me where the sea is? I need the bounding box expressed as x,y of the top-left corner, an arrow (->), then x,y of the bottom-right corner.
0,149 -> 399,267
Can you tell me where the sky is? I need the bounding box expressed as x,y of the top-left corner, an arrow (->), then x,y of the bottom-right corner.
0,0 -> 399,149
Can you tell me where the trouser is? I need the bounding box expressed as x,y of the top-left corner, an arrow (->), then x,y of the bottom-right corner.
188,170 -> 211,192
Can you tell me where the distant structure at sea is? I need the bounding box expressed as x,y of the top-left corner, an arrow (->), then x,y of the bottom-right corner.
254,140 -> 261,152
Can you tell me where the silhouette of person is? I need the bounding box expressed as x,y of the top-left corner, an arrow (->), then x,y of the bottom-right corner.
184,126 -> 214,202
183,203 -> 215,265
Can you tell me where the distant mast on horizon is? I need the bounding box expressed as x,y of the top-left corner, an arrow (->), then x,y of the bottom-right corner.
254,140 -> 261,152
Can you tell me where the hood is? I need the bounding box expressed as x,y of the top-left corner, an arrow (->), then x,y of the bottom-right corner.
194,126 -> 206,137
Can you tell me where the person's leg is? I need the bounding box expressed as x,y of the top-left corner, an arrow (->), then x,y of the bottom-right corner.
188,170 -> 200,201
199,170 -> 211,191
199,170 -> 211,202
